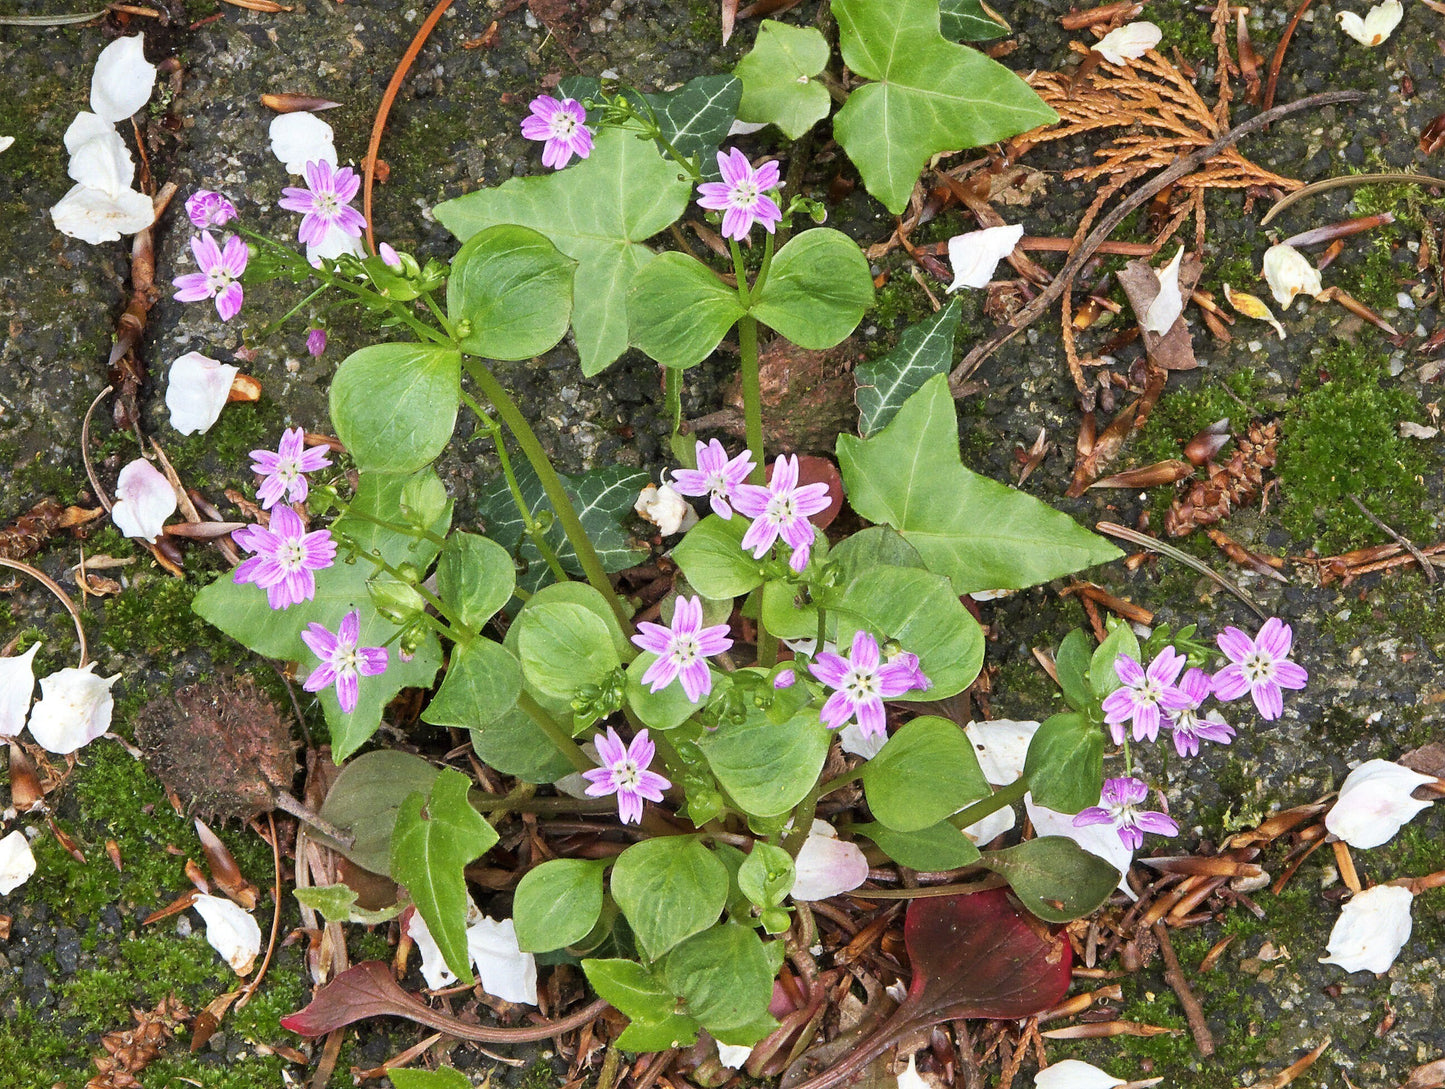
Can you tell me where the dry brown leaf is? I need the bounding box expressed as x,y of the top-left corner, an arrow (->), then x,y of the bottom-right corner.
1117,254 -> 1203,370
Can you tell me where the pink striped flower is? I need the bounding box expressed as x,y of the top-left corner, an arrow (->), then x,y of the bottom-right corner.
249,426 -> 332,510
172,231 -> 248,321
1101,647 -> 1191,745
1073,776 -> 1178,850
301,610 -> 388,713
231,505 -> 336,610
631,595 -> 733,703
1167,667 -> 1235,758
185,189 -> 237,230
809,630 -> 929,738
1212,618 -> 1307,720
670,439 -> 755,519
278,160 -> 366,247
519,95 -> 593,170
696,148 -> 782,241
582,727 -> 670,825
732,455 -> 831,573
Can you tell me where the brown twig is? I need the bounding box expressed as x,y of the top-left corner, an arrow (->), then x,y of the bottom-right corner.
0,558 -> 89,666
949,90 -> 1366,390
1349,494 -> 1436,584
235,813 -> 283,1009
1262,0 -> 1315,112
1261,172 -> 1445,226
1151,922 -> 1214,1056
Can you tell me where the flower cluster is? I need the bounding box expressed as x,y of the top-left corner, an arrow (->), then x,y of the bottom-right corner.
810,631 -> 931,739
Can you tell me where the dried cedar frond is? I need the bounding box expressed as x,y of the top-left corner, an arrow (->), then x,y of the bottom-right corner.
1165,419 -> 1278,536
134,676 -> 297,822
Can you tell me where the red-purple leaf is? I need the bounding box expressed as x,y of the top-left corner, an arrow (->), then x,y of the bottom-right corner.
281,961 -> 609,1043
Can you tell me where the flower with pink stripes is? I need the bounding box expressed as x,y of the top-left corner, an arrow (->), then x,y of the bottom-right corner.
631,595 -> 733,703
696,148 -> 782,241
1101,647 -> 1191,745
172,231 -> 248,321
582,727 -> 670,825
249,427 -> 332,510
732,455 -> 831,573
1212,618 -> 1307,720
519,95 -> 593,170
231,505 -> 336,610
669,439 -> 755,519
185,189 -> 237,230
278,160 -> 366,247
1167,667 -> 1236,758
1073,776 -> 1178,850
301,610 -> 388,713
810,630 -> 930,739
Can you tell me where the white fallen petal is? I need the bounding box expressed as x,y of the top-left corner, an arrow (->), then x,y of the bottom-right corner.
792,819 -> 869,901
1094,21 -> 1162,65
406,908 -> 459,989
0,643 -> 40,738
50,183 -> 155,244
1025,793 -> 1135,898
1262,244 -> 1323,308
67,128 -> 135,198
0,830 -> 37,894
269,111 -> 338,174
964,719 -> 1039,786
192,893 -> 262,974
111,458 -> 177,543
1035,1059 -> 1127,1089
166,351 -> 238,436
1142,246 -> 1186,335
727,119 -> 770,137
946,224 -> 1024,292
26,663 -> 119,755
1324,758 -> 1435,850
634,483 -> 698,537
1321,884 -> 1413,973
466,916 -> 538,1005
90,35 -> 157,123
717,1041 -> 754,1069
0,136 -> 13,154
306,219 -> 366,267
1337,0 -> 1403,46
961,802 -> 1015,846
898,1055 -> 930,1089
839,722 -> 888,759
63,112 -> 115,155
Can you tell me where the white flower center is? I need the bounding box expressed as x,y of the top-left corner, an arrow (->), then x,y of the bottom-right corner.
206,265 -> 235,292
764,492 -> 799,528
704,470 -> 729,496
670,633 -> 701,666
1109,800 -> 1140,826
729,179 -> 761,210
315,192 -> 341,219
333,638 -> 360,675
278,538 -> 306,572
615,759 -> 641,790
1241,651 -> 1274,683
842,666 -> 880,703
549,113 -> 579,139
1136,678 -> 1163,705
274,457 -> 302,486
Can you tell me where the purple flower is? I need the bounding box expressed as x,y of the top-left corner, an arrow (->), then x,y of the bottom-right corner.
809,630 -> 930,738
669,439 -> 755,519
378,242 -> 402,269
301,609 -> 388,713
1073,776 -> 1179,850
306,327 -> 327,357
696,148 -> 783,241
231,505 -> 336,610
732,455 -> 831,573
1167,667 -> 1236,758
631,595 -> 733,703
519,95 -> 593,170
249,426 -> 332,510
278,160 -> 366,247
1212,618 -> 1308,721
773,668 -> 797,689
185,190 -> 237,230
1100,648 -> 1192,745
582,727 -> 671,825
172,231 -> 248,321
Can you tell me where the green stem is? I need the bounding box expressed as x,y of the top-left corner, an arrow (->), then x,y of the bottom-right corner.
815,769 -> 861,799
421,290 -> 458,339
737,316 -> 765,485
783,777 -> 822,858
329,493 -> 449,549
757,624 -> 778,670
751,230 -> 776,299
262,282 -> 331,337
664,366 -> 683,447
464,359 -> 633,632
948,776 -> 1030,831
352,546 -> 472,644
459,388 -> 570,585
517,691 -> 593,773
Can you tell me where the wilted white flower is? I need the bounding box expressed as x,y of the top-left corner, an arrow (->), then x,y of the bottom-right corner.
717,1041 -> 753,1069
50,183 -> 155,244
1035,1059 -> 1126,1089
306,219 -> 367,267
1142,246 -> 1186,335
1321,884 -> 1413,974
0,136 -> 13,154
1325,759 -> 1436,850
897,1055 -> 930,1089
406,907 -> 458,989
964,719 -> 1039,786
26,663 -> 119,755
1094,22 -> 1162,65
634,482 -> 698,536
1025,793 -> 1135,896
63,112 -> 112,154
946,223 -> 1024,292
192,893 -> 262,974
90,35 -> 157,123
1337,0 -> 1403,46
0,830 -> 37,895
792,819 -> 869,901
66,127 -> 134,198
1262,244 -> 1323,308
269,111 -> 338,174
166,351 -> 238,436
111,458 -> 176,543
0,643 -> 40,738
466,916 -> 538,1005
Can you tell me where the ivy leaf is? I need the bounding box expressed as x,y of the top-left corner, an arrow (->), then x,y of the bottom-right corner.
939,0 -> 1011,42
433,128 -> 691,375
561,74 -> 742,168
734,20 -> 832,139
855,298 -> 963,437
391,768 -> 499,985
836,375 -> 1122,594
830,0 -> 1057,213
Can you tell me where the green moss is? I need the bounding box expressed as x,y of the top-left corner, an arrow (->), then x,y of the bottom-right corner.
1276,337 -> 1430,553
1335,236 -> 1408,313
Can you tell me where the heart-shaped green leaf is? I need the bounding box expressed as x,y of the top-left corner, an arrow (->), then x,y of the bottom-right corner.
447,224 -> 575,360
750,228 -> 874,350
329,343 -> 461,473
734,20 -> 832,139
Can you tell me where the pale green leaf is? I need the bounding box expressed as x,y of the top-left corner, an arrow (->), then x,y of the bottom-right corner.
611,836 -> 730,961
329,343 -> 461,473
750,229 -> 873,350
628,253 -> 746,368
734,20 -> 832,139
448,224 -> 575,360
